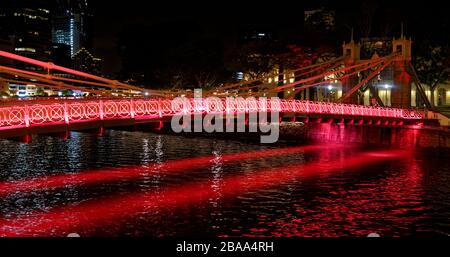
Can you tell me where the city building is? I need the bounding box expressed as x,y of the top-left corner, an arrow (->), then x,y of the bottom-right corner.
0,0 -> 52,68
72,47 -> 102,75
52,0 -> 92,57
304,7 -> 336,31
0,37 -> 14,66
8,83 -> 40,97
51,43 -> 72,67
0,78 -> 9,97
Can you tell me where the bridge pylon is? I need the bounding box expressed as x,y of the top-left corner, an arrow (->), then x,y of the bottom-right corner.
341,39 -> 361,104
391,35 -> 413,108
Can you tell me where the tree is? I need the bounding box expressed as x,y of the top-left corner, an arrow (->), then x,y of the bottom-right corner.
36,87 -> 45,96
60,89 -> 73,97
414,43 -> 450,106
227,40 -> 292,80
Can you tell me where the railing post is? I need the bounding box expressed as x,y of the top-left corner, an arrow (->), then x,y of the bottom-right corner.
99,100 -> 104,120
24,105 -> 30,128
64,102 -> 69,124
158,99 -> 163,118
130,98 -> 135,118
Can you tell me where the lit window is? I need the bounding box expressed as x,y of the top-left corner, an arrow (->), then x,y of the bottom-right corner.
15,48 -> 36,53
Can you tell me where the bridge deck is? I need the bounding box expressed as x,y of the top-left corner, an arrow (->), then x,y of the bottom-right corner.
0,98 -> 425,139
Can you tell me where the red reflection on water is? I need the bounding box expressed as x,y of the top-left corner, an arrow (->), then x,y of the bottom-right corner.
0,145 -> 337,197
0,149 -> 410,236
255,154 -> 425,237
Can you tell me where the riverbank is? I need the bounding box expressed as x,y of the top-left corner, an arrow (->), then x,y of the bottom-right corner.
280,122 -> 450,153
149,121 -> 450,154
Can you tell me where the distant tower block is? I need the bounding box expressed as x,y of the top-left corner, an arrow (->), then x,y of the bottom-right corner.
341,36 -> 361,104
391,34 -> 412,108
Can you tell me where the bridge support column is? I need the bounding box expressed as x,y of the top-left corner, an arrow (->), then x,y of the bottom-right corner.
15,134 -> 32,144
341,39 -> 361,104
58,130 -> 71,140
392,60 -> 412,108
97,126 -> 105,136
391,36 -> 412,108
341,76 -> 360,104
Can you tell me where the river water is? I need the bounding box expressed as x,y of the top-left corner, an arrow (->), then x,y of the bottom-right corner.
0,130 -> 449,237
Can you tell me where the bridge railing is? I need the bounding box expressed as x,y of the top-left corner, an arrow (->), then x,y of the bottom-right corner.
0,98 -> 423,130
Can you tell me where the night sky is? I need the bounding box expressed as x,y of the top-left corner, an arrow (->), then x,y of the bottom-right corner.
89,0 -> 449,76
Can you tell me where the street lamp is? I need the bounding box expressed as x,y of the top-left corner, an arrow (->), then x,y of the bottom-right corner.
382,84 -> 391,105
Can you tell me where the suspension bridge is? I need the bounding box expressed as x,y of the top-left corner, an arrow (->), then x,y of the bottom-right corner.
0,36 -> 439,140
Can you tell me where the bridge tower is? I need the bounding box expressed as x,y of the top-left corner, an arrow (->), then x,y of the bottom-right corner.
391,33 -> 412,108
341,35 -> 361,104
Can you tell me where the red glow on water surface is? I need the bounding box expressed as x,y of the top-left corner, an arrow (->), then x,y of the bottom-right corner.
256,154 -> 424,237
0,149 -> 410,236
0,145 -> 336,198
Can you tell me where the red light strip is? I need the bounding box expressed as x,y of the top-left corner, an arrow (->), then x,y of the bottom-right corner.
0,145 -> 333,198
210,56 -> 345,93
0,51 -> 144,93
272,55 -> 392,92
0,149 -> 410,236
0,98 -> 423,129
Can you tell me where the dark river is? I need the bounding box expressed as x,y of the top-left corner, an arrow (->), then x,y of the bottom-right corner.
0,130 -> 449,237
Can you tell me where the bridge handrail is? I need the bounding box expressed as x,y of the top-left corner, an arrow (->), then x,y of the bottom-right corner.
0,98 -> 424,129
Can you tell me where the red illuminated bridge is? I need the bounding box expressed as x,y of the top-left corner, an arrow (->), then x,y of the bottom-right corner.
0,97 -> 425,139
0,47 -> 433,140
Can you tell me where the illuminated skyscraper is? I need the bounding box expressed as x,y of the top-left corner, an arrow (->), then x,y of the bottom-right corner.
52,0 -> 92,56
0,0 -> 52,66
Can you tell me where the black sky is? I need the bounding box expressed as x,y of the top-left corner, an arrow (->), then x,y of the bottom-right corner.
89,0 -> 449,76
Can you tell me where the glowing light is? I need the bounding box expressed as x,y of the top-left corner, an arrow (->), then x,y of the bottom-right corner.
0,97 -> 423,131
0,145 -> 336,198
328,85 -> 333,90
0,149 -> 410,236
412,122 -> 424,129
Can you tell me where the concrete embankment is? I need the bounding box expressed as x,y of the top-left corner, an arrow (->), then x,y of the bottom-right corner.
280,122 -> 450,152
